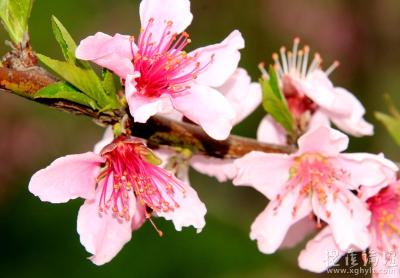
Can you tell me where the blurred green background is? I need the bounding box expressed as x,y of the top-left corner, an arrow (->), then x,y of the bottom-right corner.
1,0 -> 400,277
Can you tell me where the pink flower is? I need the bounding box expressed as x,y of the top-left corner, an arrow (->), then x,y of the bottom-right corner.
262,38 -> 373,137
299,182 -> 400,277
190,68 -> 262,182
29,136 -> 206,265
233,125 -> 397,254
75,0 -> 244,140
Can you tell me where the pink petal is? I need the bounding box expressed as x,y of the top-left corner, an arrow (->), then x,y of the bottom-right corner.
250,187 -> 312,254
233,151 -> 291,199
190,155 -> 237,182
131,202 -> 147,231
76,32 -> 135,78
329,87 -> 374,137
337,153 -> 398,191
313,188 -> 371,251
126,73 -> 174,123
157,180 -> 207,233
139,0 -> 192,42
29,152 -> 104,203
369,241 -> 400,278
217,68 -> 262,125
172,84 -> 235,140
301,70 -> 353,115
93,127 -> 114,154
191,30 -> 245,87
298,227 -> 345,273
144,152 -> 206,232
257,115 -> 287,145
77,180 -> 137,265
297,125 -> 349,156
308,110 -> 330,130
280,216 -> 316,249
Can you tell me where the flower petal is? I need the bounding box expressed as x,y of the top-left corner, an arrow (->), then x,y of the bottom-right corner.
257,115 -> 287,145
191,30 -> 245,87
77,177 -> 137,265
298,227 -> 345,273
297,125 -> 349,156
233,151 -> 291,199
369,241 -> 400,278
217,68 -> 261,124
93,127 -> 114,154
29,152 -> 104,203
172,84 -> 235,140
76,32 -> 134,78
250,187 -> 312,254
280,216 -> 316,249
126,73 -> 174,123
131,202 -> 147,231
308,110 -> 330,131
157,173 -> 207,232
301,70 -> 353,115
313,187 -> 371,251
329,87 -> 374,137
337,153 -> 398,191
190,155 -> 237,182
139,0 -> 192,41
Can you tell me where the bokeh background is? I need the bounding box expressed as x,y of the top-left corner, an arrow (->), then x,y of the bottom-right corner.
1,0 -> 400,277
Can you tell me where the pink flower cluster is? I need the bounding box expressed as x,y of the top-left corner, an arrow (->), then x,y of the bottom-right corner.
27,0 -> 400,274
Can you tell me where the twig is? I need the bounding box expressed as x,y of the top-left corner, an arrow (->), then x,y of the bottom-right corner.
0,59 -> 294,159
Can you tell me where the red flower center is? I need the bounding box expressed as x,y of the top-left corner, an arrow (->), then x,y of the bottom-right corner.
97,137 -> 186,221
131,18 -> 213,98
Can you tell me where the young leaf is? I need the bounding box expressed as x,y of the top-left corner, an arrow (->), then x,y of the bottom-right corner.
102,69 -> 117,97
0,0 -> 33,45
261,66 -> 294,135
268,65 -> 284,100
36,53 -> 121,109
34,82 -> 99,110
375,112 -> 400,145
51,15 -> 77,64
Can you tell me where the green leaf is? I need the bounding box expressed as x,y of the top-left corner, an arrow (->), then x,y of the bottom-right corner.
261,66 -> 294,135
383,94 -> 400,118
50,15 -> 77,64
268,65 -> 284,100
102,69 -> 117,97
0,0 -> 33,45
36,53 -> 121,109
375,111 -> 400,146
34,82 -> 98,110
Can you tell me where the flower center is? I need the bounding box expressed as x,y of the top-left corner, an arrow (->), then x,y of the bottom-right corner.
97,138 -> 186,221
367,185 -> 400,251
131,18 -> 213,98
274,153 -> 350,227
260,38 -> 339,123
272,37 -> 339,83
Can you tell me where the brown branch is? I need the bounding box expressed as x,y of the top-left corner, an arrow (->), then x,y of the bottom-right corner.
0,64 -> 294,159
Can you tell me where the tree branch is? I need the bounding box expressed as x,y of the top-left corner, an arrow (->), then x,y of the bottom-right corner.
0,60 -> 294,159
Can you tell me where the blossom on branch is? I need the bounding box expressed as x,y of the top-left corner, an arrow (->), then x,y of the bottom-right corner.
260,38 -> 373,138
233,125 -> 397,255
299,182 -> 400,277
28,136 -> 206,265
75,0 -> 245,140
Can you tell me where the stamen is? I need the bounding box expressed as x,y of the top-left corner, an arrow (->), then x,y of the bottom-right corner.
291,37 -> 300,71
146,212 -> 164,237
280,47 -> 288,74
307,53 -> 321,75
325,60 -> 340,76
301,46 -> 310,78
258,62 -> 269,79
132,20 -> 212,98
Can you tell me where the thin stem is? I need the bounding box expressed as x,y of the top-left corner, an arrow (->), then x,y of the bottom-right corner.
0,51 -> 294,159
